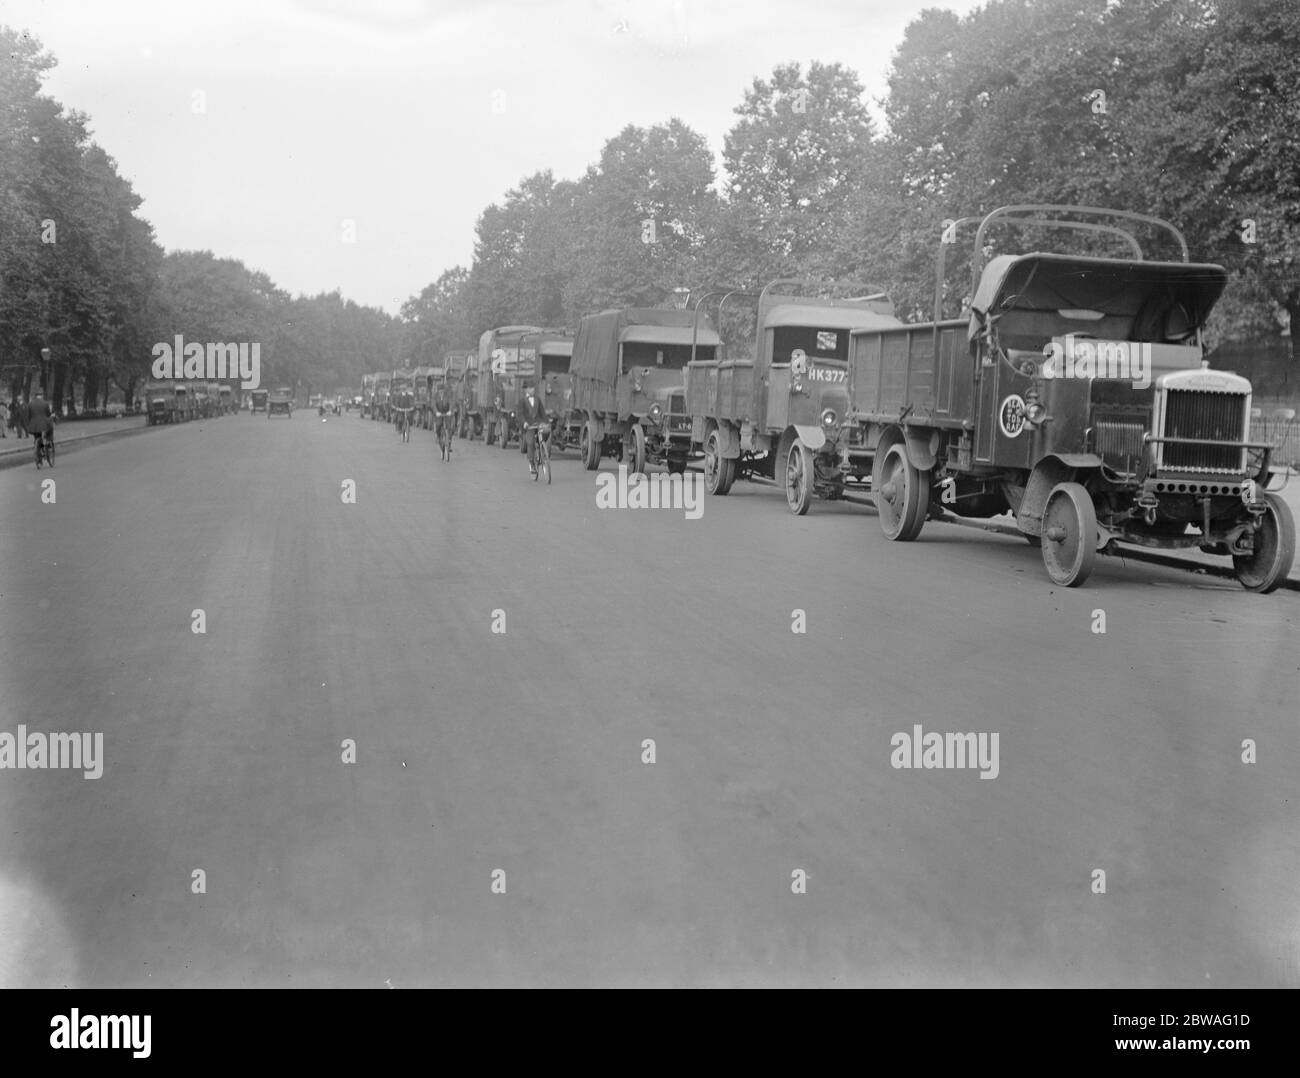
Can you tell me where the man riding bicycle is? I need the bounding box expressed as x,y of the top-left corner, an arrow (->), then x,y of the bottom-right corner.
517,381 -> 548,477
432,381 -> 454,457
27,394 -> 54,463
392,388 -> 415,439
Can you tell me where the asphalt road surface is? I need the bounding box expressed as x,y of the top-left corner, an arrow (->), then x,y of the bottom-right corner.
1,411 -> 1297,987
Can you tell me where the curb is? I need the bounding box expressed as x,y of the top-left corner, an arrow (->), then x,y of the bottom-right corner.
0,420 -> 165,471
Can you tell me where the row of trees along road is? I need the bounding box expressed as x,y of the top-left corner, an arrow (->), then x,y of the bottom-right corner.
414,0 -> 1295,385
0,26 -> 402,411
3,1 -> 1297,410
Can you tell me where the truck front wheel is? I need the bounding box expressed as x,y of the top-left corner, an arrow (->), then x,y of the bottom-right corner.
1232,493 -> 1295,594
1040,482 -> 1098,587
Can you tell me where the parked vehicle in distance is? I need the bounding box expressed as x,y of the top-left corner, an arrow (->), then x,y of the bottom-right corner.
143,380 -> 178,425
372,371 -> 392,421
219,385 -> 234,414
445,350 -> 478,439
473,327 -> 544,445
686,281 -> 900,511
522,329 -> 576,452
846,204 -> 1295,591
250,388 -> 269,414
268,387 -> 293,418
571,307 -> 720,474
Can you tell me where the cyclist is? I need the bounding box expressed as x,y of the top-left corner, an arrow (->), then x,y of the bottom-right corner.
517,381 -> 548,476
392,387 -> 415,440
432,379 -> 454,458
27,393 -> 54,464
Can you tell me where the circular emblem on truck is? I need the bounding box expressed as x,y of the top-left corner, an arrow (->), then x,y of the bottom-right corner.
790,349 -> 808,376
999,394 -> 1027,438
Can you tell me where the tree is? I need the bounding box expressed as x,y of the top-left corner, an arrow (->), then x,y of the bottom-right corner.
401,267 -> 471,366
563,119 -> 718,320
719,61 -> 879,280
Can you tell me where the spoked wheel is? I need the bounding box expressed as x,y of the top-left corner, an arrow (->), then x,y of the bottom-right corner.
872,442 -> 929,540
1232,493 -> 1295,594
539,437 -> 551,485
1040,482 -> 1098,587
47,440 -> 53,467
625,424 -> 646,474
785,438 -> 814,515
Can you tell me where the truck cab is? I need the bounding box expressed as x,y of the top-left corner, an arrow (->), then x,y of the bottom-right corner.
571,308 -> 720,474
686,281 -> 900,510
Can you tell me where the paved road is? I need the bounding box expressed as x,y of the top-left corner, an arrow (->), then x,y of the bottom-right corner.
1,412 -> 1296,987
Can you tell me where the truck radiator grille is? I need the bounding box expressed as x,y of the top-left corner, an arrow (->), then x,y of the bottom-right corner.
1160,390 -> 1246,473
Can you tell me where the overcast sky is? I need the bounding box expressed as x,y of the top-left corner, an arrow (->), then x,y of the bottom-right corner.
5,0 -> 984,314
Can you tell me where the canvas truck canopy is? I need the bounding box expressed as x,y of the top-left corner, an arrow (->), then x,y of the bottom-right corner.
969,253 -> 1228,346
478,326 -> 544,371
571,309 -> 722,386
762,303 -> 901,332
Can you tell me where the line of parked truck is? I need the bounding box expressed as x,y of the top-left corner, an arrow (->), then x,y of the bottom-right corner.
141,379 -> 239,424
356,205 -> 1296,592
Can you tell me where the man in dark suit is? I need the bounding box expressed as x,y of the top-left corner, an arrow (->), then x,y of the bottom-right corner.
27,393 -> 54,454
517,381 -> 548,476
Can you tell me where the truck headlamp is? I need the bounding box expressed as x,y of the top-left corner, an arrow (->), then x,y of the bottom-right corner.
821,408 -> 837,429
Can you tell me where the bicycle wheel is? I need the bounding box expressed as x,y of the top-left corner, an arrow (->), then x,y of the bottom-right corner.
540,440 -> 550,484
47,440 -> 54,467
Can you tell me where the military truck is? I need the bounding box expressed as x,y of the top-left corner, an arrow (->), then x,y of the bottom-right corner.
847,204 -> 1294,591
522,329 -> 577,452
571,308 -> 720,473
372,371 -> 392,421
686,281 -> 900,511
471,327 -> 543,446
448,351 -> 480,438
143,380 -> 178,425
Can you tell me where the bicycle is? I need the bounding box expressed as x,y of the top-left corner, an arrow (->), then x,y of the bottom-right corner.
34,431 -> 54,469
526,422 -> 551,484
435,411 -> 453,461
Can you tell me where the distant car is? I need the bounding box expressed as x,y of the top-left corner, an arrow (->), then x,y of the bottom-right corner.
268,388 -> 293,418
